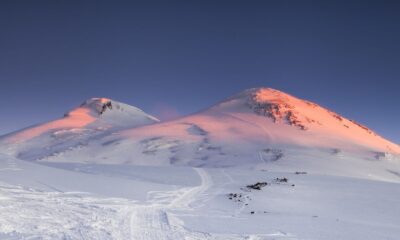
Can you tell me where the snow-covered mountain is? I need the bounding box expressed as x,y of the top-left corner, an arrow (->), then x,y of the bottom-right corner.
72,87 -> 397,180
2,88 -> 399,180
0,98 -> 158,160
211,87 -> 399,154
1,88 -> 400,240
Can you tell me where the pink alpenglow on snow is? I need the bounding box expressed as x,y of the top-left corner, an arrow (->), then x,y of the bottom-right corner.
1,88 -> 399,167
245,88 -> 400,154
5,106 -> 97,144
121,87 -> 400,155
2,98 -> 158,144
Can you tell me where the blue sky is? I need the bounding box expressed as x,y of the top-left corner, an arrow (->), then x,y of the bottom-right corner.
0,1 -> 399,143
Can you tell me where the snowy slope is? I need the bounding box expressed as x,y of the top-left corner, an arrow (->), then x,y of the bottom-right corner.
20,88 -> 398,181
0,88 -> 400,240
0,98 -> 158,160
211,88 -> 400,153
2,88 -> 399,180
0,154 -> 399,240
120,87 -> 399,157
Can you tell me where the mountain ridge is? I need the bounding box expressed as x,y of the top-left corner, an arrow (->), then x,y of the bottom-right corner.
200,87 -> 399,154
0,88 -> 399,169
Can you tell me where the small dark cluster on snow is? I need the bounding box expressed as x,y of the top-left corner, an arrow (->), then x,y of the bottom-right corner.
328,110 -> 343,122
249,101 -> 309,131
274,177 -> 288,183
262,148 -> 283,161
350,119 -> 375,135
374,151 -> 390,161
99,102 -> 113,115
244,177 -> 294,191
273,177 -> 295,186
249,210 -> 269,215
227,193 -> 251,203
227,193 -> 241,201
228,177 -> 296,216
286,111 -> 308,130
295,171 -> 307,175
228,193 -> 242,199
246,182 -> 268,190
304,116 -> 322,126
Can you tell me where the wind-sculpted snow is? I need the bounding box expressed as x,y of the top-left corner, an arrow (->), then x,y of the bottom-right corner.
0,184 -> 135,239
0,168 -> 212,240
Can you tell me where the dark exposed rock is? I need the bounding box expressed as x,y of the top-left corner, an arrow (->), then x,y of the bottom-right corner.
246,182 -> 268,190
100,101 -> 113,115
275,177 -> 288,183
248,100 -> 308,131
262,148 -> 284,161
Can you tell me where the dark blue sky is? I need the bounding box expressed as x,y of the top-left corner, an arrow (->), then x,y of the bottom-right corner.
1,1 -> 399,143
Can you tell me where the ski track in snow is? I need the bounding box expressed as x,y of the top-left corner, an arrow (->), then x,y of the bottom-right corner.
128,168 -> 212,240
0,184 -> 134,240
128,168 -> 296,240
0,167 -> 296,240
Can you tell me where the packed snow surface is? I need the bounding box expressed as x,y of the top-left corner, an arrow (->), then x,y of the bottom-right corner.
0,88 -> 399,239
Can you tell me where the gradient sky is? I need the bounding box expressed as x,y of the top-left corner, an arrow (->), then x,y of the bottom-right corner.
0,1 -> 399,143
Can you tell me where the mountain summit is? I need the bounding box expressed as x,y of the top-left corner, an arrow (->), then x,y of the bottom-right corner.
0,88 -> 398,180
2,97 -> 158,143
70,97 -> 159,126
213,87 -> 379,131
203,87 -> 399,154
0,98 -> 158,160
